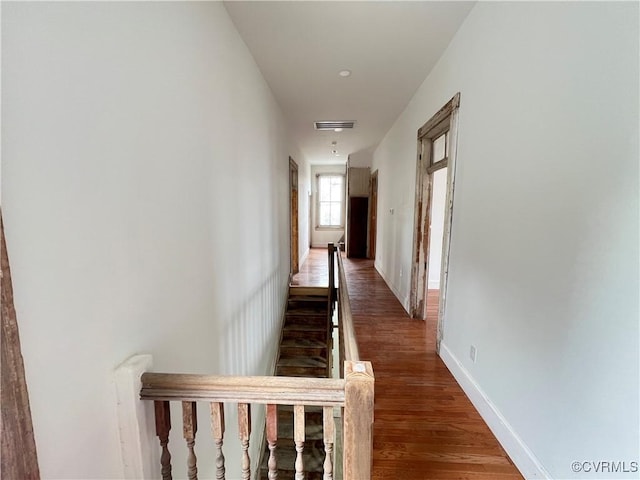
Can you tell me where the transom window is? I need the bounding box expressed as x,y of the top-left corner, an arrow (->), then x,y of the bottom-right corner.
317,174 -> 344,228
432,131 -> 449,164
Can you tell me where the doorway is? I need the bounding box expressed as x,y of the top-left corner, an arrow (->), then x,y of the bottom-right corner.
289,157 -> 299,277
368,170 -> 378,259
426,167 -> 447,323
410,93 -> 460,352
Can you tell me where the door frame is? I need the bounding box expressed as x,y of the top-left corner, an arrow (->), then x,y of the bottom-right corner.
289,157 -> 299,278
409,93 -> 460,352
1,212 -> 41,478
368,170 -> 378,259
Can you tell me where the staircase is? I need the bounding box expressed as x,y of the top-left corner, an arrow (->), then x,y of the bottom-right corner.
259,285 -> 334,480
138,244 -> 374,480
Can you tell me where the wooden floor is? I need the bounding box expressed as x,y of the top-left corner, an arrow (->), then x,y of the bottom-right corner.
291,249 -> 330,287
295,248 -> 523,480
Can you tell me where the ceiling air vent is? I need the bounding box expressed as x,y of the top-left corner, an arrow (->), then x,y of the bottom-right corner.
314,121 -> 355,131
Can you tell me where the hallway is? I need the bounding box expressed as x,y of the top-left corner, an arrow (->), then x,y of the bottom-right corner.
297,248 -> 523,479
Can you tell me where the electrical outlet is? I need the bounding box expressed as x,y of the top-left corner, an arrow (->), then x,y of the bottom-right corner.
470,345 -> 477,363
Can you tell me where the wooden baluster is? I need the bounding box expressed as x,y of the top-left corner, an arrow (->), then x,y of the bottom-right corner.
328,243 -> 335,305
266,404 -> 278,480
238,403 -> 251,480
322,406 -> 334,480
154,401 -> 172,480
182,401 -> 198,480
210,402 -> 226,480
294,405 -> 305,480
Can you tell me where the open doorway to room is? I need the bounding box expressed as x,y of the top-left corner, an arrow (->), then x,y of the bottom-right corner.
410,93 -> 460,352
368,170 -> 378,260
426,167 -> 447,326
289,157 -> 299,279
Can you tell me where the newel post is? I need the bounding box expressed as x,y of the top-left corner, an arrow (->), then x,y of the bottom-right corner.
342,360 -> 374,479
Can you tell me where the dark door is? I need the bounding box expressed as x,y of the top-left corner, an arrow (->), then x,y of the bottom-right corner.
368,171 -> 378,259
348,197 -> 368,258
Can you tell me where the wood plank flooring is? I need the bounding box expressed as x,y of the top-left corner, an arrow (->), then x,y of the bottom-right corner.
296,248 -> 523,480
291,248 -> 331,287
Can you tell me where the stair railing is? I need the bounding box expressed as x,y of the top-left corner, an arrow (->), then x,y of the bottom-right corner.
137,245 -> 374,480
329,243 -> 360,366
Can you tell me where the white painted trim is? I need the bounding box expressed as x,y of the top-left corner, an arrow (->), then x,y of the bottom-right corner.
428,280 -> 440,289
374,261 -> 410,314
439,343 -> 551,480
114,354 -> 159,480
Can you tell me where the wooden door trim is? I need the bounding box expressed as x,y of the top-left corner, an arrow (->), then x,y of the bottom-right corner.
368,170 -> 378,259
289,157 -> 299,277
410,93 -> 460,352
1,211 -> 41,479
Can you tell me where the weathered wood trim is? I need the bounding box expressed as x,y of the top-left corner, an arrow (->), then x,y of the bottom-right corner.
210,402 -> 226,479
327,244 -> 336,377
367,170 -> 379,259
1,211 -> 41,480
181,402 -> 198,480
436,98 -> 461,352
342,361 -> 374,480
153,401 -> 172,480
290,157 -> 300,276
265,404 -> 277,479
323,406 -> 335,480
293,405 -> 305,479
410,93 -> 461,323
140,374 -> 346,406
426,157 -> 448,175
238,403 -> 251,480
417,92 -> 460,140
335,245 -> 359,362
410,136 -> 426,317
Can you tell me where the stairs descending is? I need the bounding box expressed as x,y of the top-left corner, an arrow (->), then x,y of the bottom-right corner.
259,286 -> 333,480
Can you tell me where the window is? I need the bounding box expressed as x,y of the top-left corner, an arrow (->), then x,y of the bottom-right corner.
432,132 -> 448,164
317,174 -> 344,228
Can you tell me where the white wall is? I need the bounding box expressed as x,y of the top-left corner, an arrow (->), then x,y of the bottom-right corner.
348,148 -> 373,168
373,2 -> 639,479
310,164 -> 346,248
294,154 -> 312,265
2,3 -> 300,478
428,167 -> 447,288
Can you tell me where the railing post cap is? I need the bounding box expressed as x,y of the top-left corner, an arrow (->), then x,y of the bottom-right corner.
344,360 -> 374,379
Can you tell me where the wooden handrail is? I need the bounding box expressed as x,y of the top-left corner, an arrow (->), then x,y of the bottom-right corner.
136,244 -> 373,479
332,243 -> 360,363
139,361 -> 373,480
141,373 -> 345,406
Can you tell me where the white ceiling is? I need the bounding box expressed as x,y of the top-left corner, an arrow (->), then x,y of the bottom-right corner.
224,1 -> 475,165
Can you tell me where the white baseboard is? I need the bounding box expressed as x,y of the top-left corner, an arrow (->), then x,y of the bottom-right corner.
373,261 -> 410,314
439,343 -> 551,480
